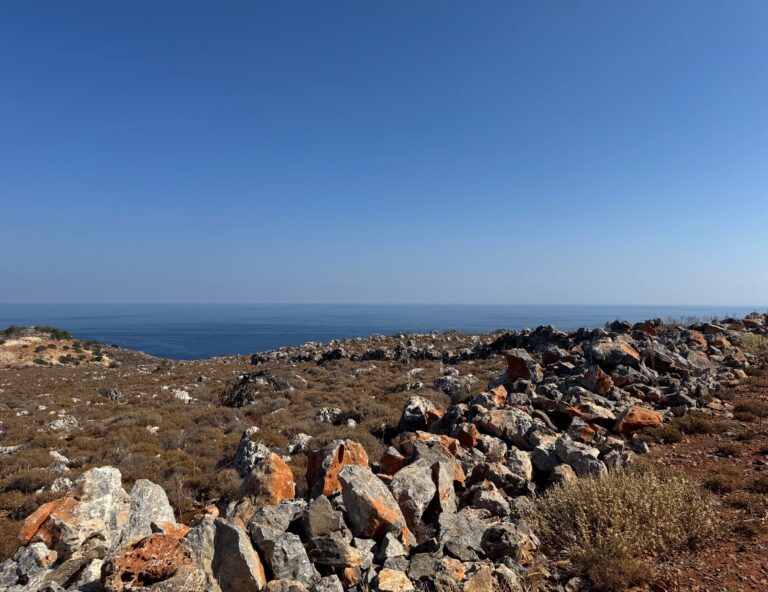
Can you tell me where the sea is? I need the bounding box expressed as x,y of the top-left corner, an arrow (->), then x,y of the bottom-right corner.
0,304 -> 763,361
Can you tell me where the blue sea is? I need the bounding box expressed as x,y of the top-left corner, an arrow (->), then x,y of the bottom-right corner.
0,304 -> 763,360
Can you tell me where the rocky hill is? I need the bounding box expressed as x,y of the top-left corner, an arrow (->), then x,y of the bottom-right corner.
1,314 -> 767,591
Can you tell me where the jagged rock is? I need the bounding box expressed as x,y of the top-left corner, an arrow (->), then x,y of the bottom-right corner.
20,466 -> 130,560
185,517 -> 267,592
505,349 -> 543,383
308,534 -> 362,568
237,452 -> 295,509
353,538 -> 376,569
0,543 -> 58,591
315,407 -> 341,424
376,532 -> 406,562
581,365 -> 613,396
374,568 -> 415,592
266,580 -> 309,592
380,447 -> 406,475
338,465 -> 413,545
311,575 -> 344,592
235,427 -> 270,477
303,495 -> 345,538
613,405 -> 663,436
102,533 -> 206,592
432,459 -> 458,514
288,433 -> 313,455
259,532 -> 318,585
585,340 -> 641,368
481,523 -> 537,563
398,396 -> 443,432
115,479 -> 177,549
475,408 -> 535,449
470,481 -> 510,517
389,459 -> 436,529
307,440 -> 369,498
554,437 -> 606,477
437,508 -> 489,561
506,448 -> 533,481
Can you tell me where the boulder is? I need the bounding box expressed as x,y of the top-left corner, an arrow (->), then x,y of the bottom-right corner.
307,535 -> 362,568
185,517 -> 266,592
374,569 -> 415,592
613,405 -> 663,436
235,427 -> 270,477
581,365 -> 613,397
101,533 -> 206,592
306,440 -> 369,498
585,340 -> 641,368
238,452 -> 295,508
505,349 -> 543,383
20,467 -> 130,560
0,543 -> 58,591
437,508 -> 489,561
389,459 -> 436,529
398,396 -> 443,432
475,408 -> 534,449
302,495 -> 345,539
115,479 -> 177,549
259,532 -> 318,585
338,465 -> 413,545
480,523 -> 537,563
554,437 -> 606,478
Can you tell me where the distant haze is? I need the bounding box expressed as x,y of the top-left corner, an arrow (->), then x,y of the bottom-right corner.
1,2 -> 767,304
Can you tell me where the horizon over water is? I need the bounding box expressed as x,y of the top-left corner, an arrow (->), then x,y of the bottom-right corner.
0,304 -> 764,361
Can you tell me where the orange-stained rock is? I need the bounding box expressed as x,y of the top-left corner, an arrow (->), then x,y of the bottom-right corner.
614,405 -> 663,436
394,431 -> 462,458
341,566 -> 362,588
202,504 -> 219,517
487,385 -> 508,407
380,447 -> 406,475
425,407 -> 445,427
102,533 -> 206,592
239,452 -> 295,505
19,495 -> 77,548
155,520 -> 191,539
375,568 -> 415,592
439,556 -> 465,582
455,423 -> 481,449
633,321 -> 658,336
307,439 -> 370,498
582,365 -> 613,397
338,465 -> 413,546
505,349 -> 543,382
687,331 -> 708,348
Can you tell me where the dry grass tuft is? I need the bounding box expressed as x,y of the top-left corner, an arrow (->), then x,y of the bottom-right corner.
530,466 -> 719,591
737,334 -> 768,360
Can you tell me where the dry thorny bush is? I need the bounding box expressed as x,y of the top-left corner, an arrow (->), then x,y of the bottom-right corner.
529,465 -> 719,591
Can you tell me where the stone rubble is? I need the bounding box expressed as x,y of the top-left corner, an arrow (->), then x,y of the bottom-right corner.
3,313 -> 766,591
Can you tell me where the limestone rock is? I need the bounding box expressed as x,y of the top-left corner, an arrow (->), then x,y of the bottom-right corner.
306,440 -> 369,498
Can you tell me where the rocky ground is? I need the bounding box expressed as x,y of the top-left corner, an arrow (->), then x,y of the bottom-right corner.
0,314 -> 766,591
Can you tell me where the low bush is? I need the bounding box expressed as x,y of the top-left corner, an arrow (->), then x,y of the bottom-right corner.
673,411 -> 729,435
733,399 -> 768,422
737,334 -> 768,360
704,465 -> 747,493
530,466 -> 719,591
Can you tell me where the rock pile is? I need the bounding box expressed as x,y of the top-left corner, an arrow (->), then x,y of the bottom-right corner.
3,314 -> 765,591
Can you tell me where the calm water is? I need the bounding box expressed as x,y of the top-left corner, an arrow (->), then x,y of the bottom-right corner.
0,304 -> 762,360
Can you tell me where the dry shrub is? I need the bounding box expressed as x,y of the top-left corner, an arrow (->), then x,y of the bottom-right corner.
733,399 -> 768,422
737,334 -> 768,360
673,411 -> 729,435
530,467 -> 718,591
637,423 -> 683,444
704,465 -> 747,494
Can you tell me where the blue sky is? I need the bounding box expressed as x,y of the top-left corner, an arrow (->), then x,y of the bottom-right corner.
1,1 -> 766,304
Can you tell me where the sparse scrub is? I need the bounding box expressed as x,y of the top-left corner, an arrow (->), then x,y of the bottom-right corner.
737,333 -> 768,360
530,467 -> 719,591
704,465 -> 747,493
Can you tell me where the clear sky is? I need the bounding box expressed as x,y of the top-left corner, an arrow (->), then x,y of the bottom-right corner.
1,1 -> 766,305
